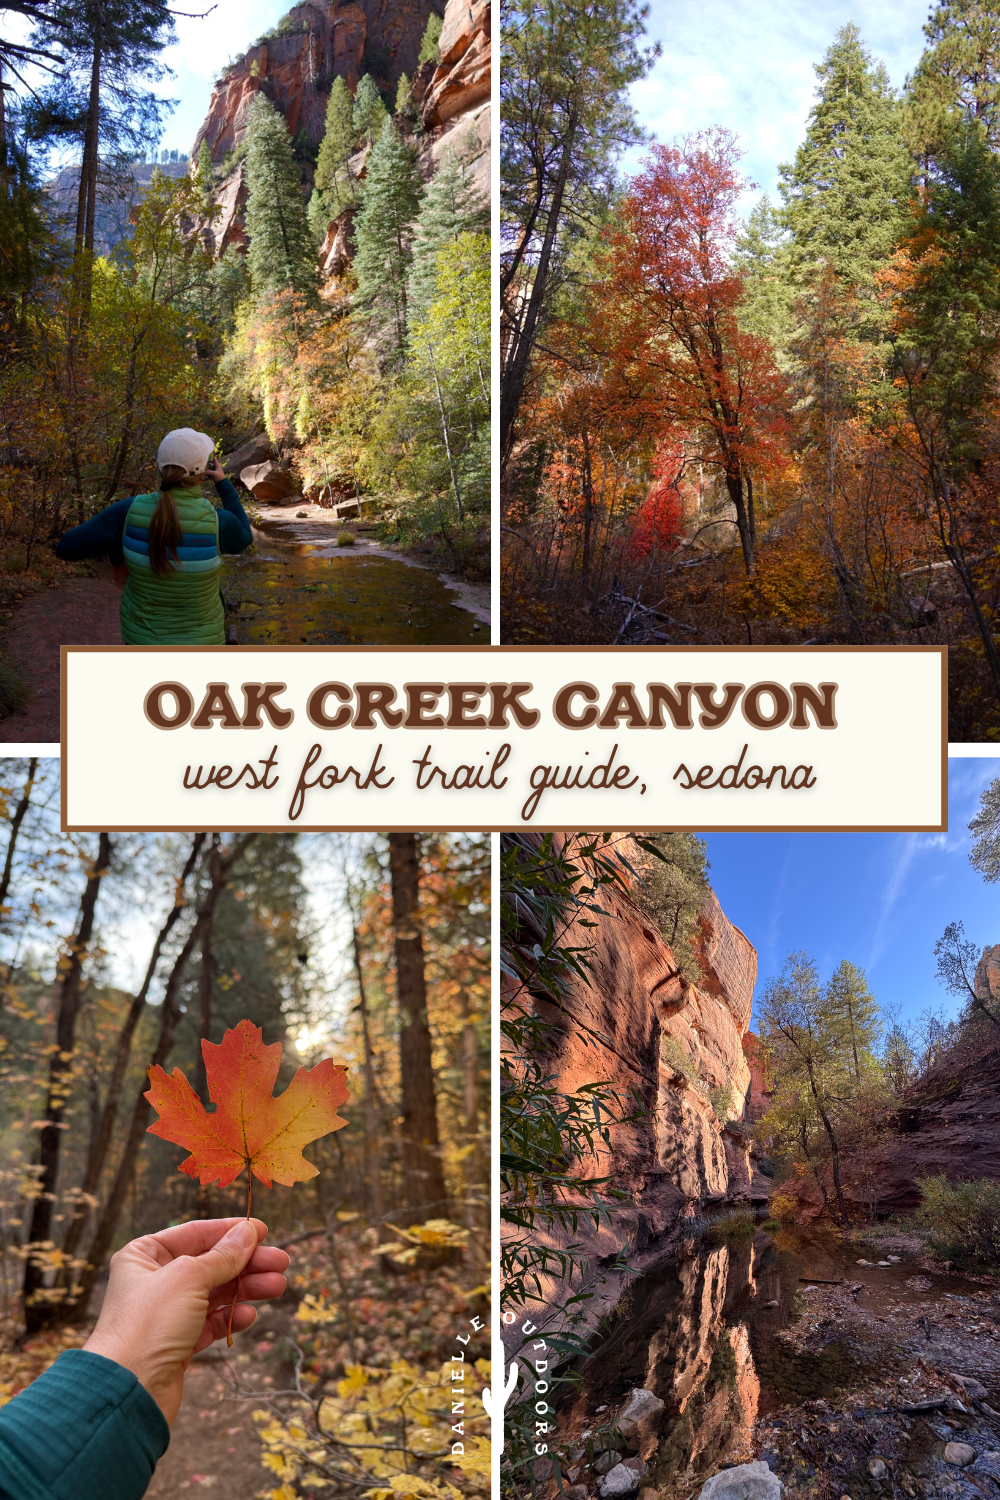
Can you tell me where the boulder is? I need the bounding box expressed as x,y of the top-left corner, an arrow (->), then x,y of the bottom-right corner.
596,1451 -> 623,1475
698,1462 -> 782,1500
615,1388 -> 665,1443
617,1389 -> 665,1427
240,460 -> 298,501
599,1460 -> 646,1498
944,1443 -> 977,1468
223,431 -> 272,479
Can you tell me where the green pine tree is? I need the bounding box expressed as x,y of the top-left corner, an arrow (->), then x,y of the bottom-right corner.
396,72 -> 415,118
407,149 -> 488,326
353,117 -> 423,360
909,0 -> 1000,150
779,25 -> 911,298
352,73 -> 389,150
308,74 -> 357,241
418,11 -> 442,65
243,93 -> 317,298
733,194 -> 797,354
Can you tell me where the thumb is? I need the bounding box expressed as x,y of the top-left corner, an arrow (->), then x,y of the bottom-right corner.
192,1219 -> 258,1288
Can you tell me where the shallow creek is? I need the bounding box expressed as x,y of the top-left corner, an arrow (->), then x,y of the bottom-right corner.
221,515 -> 487,645
559,1231 -> 995,1495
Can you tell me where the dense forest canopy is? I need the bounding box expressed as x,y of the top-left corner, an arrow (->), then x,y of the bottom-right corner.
501,1 -> 1000,738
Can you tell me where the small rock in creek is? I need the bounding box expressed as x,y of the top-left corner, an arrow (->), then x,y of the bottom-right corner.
596,1406 -> 608,1413
697,1460 -> 783,1500
857,1259 -> 870,1266
565,1488 -> 589,1500
888,1255 -> 901,1262
599,1462 -> 645,1498
944,1443 -> 977,1468
878,1261 -> 892,1267
596,1451 -> 623,1474
868,1459 -> 887,1480
765,1299 -> 781,1308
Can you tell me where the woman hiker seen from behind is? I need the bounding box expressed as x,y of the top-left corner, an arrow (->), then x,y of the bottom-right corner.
56,428 -> 253,644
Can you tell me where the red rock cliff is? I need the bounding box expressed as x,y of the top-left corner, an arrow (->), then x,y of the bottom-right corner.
192,0 -> 439,166
502,837 -> 759,1352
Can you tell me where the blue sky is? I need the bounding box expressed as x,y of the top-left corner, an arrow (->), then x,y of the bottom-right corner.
702,760 -> 1000,1032
628,0 -> 930,210
155,1 -> 292,156
3,0 -> 290,161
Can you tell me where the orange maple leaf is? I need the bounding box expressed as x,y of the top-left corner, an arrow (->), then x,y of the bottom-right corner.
144,1019 -> 350,1189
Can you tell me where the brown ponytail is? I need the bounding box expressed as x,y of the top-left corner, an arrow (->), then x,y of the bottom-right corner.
149,464 -> 187,576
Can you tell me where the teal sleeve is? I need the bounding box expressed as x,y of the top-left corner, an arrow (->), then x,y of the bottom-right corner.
0,1349 -> 169,1500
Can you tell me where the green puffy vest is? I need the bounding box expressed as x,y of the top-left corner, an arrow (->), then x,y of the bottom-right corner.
119,487 -> 224,645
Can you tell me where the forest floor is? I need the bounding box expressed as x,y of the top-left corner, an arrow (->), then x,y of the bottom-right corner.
0,1223 -> 490,1500
0,565 -> 120,744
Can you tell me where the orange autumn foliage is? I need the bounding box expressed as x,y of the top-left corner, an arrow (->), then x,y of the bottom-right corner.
145,1018 -> 349,1190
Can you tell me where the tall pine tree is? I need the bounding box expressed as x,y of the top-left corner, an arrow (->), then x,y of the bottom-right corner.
352,73 -> 389,150
243,93 -> 316,299
308,73 -> 356,240
353,117 -> 422,360
407,149 -> 487,327
779,25 -> 911,297
910,0 -> 1000,151
28,0 -> 175,315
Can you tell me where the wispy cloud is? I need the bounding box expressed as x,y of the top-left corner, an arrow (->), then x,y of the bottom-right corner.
627,0 -> 930,212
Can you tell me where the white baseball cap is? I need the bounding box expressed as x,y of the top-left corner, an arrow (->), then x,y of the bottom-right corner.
157,428 -> 215,477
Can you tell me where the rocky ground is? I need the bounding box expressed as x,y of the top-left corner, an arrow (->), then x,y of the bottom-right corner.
540,1231 -> 1000,1500
753,1244 -> 1000,1500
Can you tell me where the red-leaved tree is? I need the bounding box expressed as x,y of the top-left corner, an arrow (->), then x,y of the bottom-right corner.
596,129 -> 790,574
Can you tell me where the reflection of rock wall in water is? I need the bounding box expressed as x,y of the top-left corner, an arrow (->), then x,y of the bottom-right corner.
567,1240 -> 761,1491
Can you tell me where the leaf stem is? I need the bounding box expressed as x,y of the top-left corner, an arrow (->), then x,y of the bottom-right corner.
226,1170 -> 251,1347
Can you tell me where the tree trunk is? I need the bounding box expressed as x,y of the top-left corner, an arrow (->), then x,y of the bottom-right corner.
69,835 -> 254,1320
808,1072 -> 848,1225
500,129 -> 575,473
459,984 -> 484,1268
725,471 -> 754,575
799,1117 -> 832,1217
57,834 -> 206,1278
0,756 -> 37,934
23,833 -> 112,1331
194,837 -> 221,1103
351,919 -> 383,1225
388,833 -> 446,1223
79,24 -> 102,322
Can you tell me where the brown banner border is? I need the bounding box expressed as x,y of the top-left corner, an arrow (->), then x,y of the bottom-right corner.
60,643 -> 949,834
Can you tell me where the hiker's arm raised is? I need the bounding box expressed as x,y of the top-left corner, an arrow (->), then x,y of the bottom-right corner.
208,458 -> 254,553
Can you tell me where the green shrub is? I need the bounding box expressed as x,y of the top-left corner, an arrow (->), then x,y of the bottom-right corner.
916,1173 -> 1000,1271
756,1156 -> 776,1178
702,1209 -> 756,1245
759,1218 -> 782,1234
0,658 -> 30,719
337,529 -> 355,546
660,1033 -> 697,1082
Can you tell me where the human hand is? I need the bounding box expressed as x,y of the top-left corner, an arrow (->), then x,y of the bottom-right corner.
83,1217 -> 289,1426
206,456 -> 226,483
